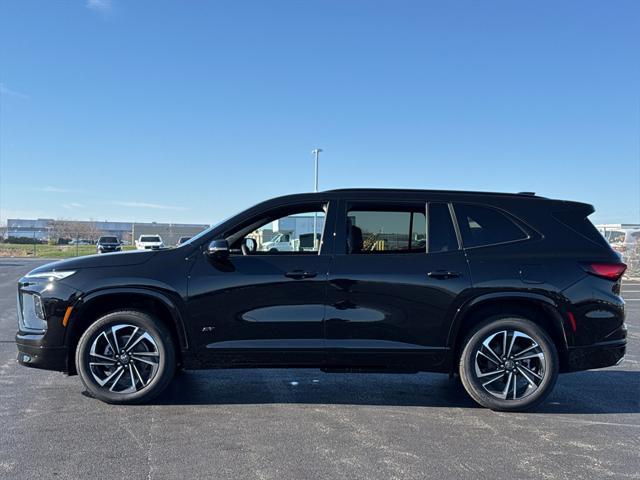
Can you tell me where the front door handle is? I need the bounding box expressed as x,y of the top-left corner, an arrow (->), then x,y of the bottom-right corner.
428,270 -> 461,280
285,270 -> 318,280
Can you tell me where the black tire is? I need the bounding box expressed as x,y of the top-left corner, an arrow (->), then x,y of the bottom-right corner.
459,315 -> 559,412
75,310 -> 176,404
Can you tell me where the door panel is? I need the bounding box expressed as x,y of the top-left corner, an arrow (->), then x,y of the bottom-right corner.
325,199 -> 471,371
325,251 -> 470,370
186,200 -> 336,367
188,254 -> 330,366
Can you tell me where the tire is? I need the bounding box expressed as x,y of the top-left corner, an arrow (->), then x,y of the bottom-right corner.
75,310 -> 176,404
459,315 -> 558,412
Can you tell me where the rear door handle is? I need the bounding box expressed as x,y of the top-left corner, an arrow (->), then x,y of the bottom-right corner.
285,270 -> 318,280
428,270 -> 461,280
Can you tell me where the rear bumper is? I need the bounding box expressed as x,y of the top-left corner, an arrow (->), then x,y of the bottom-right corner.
565,340 -> 626,372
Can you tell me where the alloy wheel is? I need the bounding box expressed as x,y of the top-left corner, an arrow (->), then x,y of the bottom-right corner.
88,324 -> 160,393
473,329 -> 546,400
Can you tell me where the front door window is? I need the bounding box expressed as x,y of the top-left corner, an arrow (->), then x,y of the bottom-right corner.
234,206 -> 327,254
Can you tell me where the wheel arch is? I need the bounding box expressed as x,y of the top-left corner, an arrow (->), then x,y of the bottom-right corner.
448,292 -> 569,372
65,288 -> 189,374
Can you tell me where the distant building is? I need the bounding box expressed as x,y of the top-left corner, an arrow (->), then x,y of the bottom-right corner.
595,223 -> 640,241
6,218 -> 54,240
5,218 -> 209,244
596,223 -> 640,230
253,215 -> 325,248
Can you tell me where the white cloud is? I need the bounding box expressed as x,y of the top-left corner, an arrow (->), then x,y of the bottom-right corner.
0,83 -> 29,100
62,203 -> 84,209
86,0 -> 111,12
39,186 -> 71,193
112,201 -> 187,211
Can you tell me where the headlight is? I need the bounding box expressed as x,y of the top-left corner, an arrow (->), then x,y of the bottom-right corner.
18,292 -> 47,332
25,270 -> 76,281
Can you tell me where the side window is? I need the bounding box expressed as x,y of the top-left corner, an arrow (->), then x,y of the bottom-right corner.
427,203 -> 458,252
346,208 -> 426,254
454,204 -> 528,248
236,206 -> 326,254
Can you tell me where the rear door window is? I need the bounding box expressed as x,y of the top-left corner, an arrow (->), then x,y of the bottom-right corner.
454,204 -> 528,248
346,208 -> 426,253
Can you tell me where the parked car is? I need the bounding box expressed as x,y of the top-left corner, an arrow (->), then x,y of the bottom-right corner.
176,236 -> 191,247
261,232 -> 293,252
135,235 -> 164,250
96,236 -> 121,254
260,232 -> 321,252
16,189 -> 626,410
602,228 -> 640,256
69,239 -> 91,245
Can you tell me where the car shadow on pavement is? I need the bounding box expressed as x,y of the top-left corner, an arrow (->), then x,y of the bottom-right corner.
154,369 -> 640,414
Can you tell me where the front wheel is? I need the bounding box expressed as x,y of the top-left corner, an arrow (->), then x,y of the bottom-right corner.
75,310 -> 176,404
459,316 -> 559,412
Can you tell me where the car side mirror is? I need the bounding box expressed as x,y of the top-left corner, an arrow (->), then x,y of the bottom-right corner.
206,239 -> 229,259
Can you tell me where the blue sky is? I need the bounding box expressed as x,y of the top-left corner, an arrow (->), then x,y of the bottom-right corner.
0,0 -> 638,225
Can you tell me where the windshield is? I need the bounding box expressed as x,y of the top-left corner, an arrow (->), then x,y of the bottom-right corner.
99,237 -> 118,243
178,214 -> 236,247
140,236 -> 161,242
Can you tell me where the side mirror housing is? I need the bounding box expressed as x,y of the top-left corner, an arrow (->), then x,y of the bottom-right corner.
206,239 -> 229,259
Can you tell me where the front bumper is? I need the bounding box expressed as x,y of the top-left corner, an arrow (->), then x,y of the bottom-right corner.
17,275 -> 81,373
16,338 -> 69,371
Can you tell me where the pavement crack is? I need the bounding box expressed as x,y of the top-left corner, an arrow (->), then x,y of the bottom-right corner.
146,406 -> 155,480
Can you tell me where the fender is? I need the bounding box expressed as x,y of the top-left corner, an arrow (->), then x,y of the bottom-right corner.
446,290 -> 567,351
67,287 -> 190,350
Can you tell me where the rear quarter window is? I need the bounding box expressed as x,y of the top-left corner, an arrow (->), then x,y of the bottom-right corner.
454,204 -> 528,248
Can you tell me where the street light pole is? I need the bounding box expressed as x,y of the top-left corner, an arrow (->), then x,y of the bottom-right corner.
312,148 -> 321,193
311,148 -> 322,250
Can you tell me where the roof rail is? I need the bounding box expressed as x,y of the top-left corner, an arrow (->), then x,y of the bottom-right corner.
517,191 -> 536,196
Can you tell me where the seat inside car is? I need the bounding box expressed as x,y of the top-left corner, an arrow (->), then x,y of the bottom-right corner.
347,222 -> 363,253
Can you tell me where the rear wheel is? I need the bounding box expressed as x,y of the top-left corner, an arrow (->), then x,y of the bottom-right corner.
75,310 -> 176,404
459,315 -> 558,411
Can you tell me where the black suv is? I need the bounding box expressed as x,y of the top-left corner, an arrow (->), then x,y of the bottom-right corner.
96,236 -> 122,254
16,189 -> 626,411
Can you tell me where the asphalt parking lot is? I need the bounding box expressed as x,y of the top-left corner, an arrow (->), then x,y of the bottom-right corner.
0,258 -> 638,480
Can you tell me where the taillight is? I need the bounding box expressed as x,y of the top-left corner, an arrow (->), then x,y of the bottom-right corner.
582,262 -> 627,281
